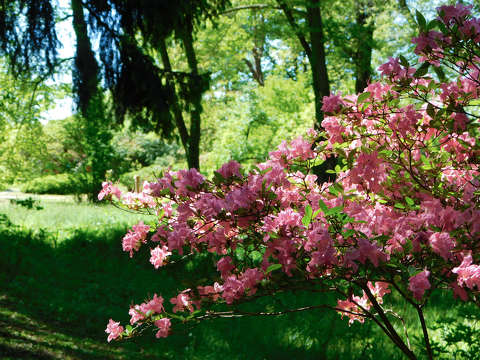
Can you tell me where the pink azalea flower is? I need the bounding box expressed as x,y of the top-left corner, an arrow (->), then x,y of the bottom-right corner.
322,93 -> 344,113
98,181 -> 122,201
170,291 -> 194,313
154,318 -> 171,338
122,221 -> 150,257
452,253 -> 480,290
217,160 -> 242,179
105,319 -> 124,342
217,256 -> 235,278
408,270 -> 431,301
429,232 -> 455,260
150,245 -> 172,269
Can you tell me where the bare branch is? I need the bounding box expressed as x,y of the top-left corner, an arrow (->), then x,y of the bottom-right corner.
276,0 -> 312,59
222,4 -> 279,15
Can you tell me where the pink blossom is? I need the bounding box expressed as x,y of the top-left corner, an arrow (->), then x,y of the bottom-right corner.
170,291 -> 194,313
408,270 -> 431,301
217,256 -> 235,278
221,275 -> 245,304
289,136 -> 315,160
240,268 -> 263,294
105,319 -> 123,342
167,223 -> 192,254
356,238 -> 387,267
150,245 -> 172,269
98,181 -> 122,201
154,318 -> 171,338
429,232 -> 455,260
378,57 -> 402,78
121,190 -> 156,209
322,93 -> 344,113
367,282 -> 391,304
336,297 -> 368,325
122,221 -> 150,257
217,160 -> 242,179
437,4 -> 472,24
348,151 -> 388,193
128,294 -> 165,325
321,117 -> 344,145
198,282 -> 223,301
411,31 -> 444,55
452,253 -> 480,290
175,169 -> 204,196
128,305 -> 145,325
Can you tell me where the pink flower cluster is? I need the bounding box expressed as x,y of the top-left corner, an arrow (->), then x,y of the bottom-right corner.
122,221 -> 150,257
105,319 -> 123,342
408,271 -> 431,301
128,294 -> 165,325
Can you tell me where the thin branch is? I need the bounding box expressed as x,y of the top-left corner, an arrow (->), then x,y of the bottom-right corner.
222,4 -> 279,15
196,304 -> 369,320
362,283 -> 417,360
276,0 -> 312,59
416,305 -> 433,360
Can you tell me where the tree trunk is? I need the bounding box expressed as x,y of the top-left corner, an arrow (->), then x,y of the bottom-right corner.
244,13 -> 265,86
181,23 -> 202,171
306,0 -> 330,126
277,0 -> 334,182
158,38 -> 191,165
71,0 -> 99,115
354,1 -> 374,93
72,0 -> 111,201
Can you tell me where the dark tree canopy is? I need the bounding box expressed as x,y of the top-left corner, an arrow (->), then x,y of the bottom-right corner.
0,0 -> 229,138
0,0 -> 59,75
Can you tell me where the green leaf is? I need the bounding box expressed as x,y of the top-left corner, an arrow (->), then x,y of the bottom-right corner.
414,62 -> 430,78
416,10 -> 427,30
408,266 -> 417,276
433,66 -> 446,82
268,232 -> 279,239
318,199 -> 329,212
325,205 -> 344,216
302,205 -> 313,227
405,197 -> 415,206
265,263 -> 282,274
394,202 -> 405,209
213,171 -> 226,184
399,55 -> 409,68
427,19 -> 442,31
357,92 -> 371,104
312,209 -> 322,219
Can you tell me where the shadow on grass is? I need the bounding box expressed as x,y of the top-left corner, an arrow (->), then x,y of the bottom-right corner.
0,220 -> 453,360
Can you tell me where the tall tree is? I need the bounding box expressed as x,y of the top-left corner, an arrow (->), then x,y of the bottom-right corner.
277,0 -> 330,125
83,0 -> 229,170
71,0 -> 112,200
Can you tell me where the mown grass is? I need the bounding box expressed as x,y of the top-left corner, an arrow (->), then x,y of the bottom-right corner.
0,198 -> 148,238
0,197 -> 478,359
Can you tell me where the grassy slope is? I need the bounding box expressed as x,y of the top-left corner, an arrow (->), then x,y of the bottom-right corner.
0,197 -> 478,359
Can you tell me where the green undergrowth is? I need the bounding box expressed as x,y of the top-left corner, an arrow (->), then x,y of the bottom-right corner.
0,199 -> 478,359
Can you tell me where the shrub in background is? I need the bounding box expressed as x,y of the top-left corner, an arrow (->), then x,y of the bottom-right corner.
21,173 -> 80,195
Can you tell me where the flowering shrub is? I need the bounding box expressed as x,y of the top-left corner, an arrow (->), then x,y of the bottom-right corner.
102,4 -> 480,359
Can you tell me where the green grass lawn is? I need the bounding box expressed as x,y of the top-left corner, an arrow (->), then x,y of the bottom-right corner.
0,196 -> 478,359
0,196 -> 149,236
